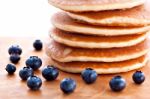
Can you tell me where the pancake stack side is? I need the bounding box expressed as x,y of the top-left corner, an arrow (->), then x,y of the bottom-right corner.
47,0 -> 150,74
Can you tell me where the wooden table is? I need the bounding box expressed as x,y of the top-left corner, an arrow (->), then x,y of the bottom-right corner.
0,37 -> 150,99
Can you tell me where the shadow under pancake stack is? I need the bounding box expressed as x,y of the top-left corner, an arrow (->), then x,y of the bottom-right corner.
47,0 -> 150,74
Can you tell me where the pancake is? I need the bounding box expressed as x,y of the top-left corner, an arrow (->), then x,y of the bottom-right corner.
50,28 -> 147,48
49,56 -> 148,74
68,0 -> 150,27
48,0 -> 145,12
52,12 -> 150,36
46,39 -> 149,62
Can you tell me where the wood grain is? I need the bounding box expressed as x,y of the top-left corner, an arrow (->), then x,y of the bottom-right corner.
0,37 -> 149,99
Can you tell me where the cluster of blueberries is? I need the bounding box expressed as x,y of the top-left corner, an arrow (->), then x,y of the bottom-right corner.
5,39 -> 146,93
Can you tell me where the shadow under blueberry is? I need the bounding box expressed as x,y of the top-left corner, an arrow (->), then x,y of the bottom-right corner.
20,79 -> 27,83
27,89 -> 42,96
6,73 -> 16,78
34,69 -> 41,75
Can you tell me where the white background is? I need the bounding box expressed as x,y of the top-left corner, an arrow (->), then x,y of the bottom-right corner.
0,0 -> 58,37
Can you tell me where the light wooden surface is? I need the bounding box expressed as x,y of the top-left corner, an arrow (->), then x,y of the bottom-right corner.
0,37 -> 150,99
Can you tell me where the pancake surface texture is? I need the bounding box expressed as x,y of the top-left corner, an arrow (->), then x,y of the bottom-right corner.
49,56 -> 148,74
50,28 -> 147,48
46,39 -> 149,62
48,0 -> 145,12
68,0 -> 150,26
52,12 -> 150,36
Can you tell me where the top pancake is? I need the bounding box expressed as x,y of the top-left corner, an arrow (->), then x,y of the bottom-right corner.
52,12 -> 150,36
68,0 -> 150,27
48,0 -> 145,12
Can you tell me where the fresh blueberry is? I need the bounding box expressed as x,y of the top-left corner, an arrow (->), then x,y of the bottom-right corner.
25,56 -> 42,70
81,68 -> 97,84
132,71 -> 145,84
19,67 -> 34,80
8,45 -> 22,55
109,76 -> 126,92
27,76 -> 42,90
9,54 -> 20,64
60,78 -> 76,94
42,65 -> 59,81
5,64 -> 16,74
33,40 -> 43,51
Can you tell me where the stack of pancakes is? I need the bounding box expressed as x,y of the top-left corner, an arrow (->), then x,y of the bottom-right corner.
47,0 -> 150,74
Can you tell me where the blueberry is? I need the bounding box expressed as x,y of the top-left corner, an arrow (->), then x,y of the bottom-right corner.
33,40 -> 43,51
25,56 -> 42,70
42,65 -> 59,81
27,76 -> 42,90
19,67 -> 34,80
132,71 -> 145,84
9,54 -> 20,64
81,68 -> 97,84
8,45 -> 22,55
60,78 -> 76,94
5,64 -> 16,74
109,76 -> 126,92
